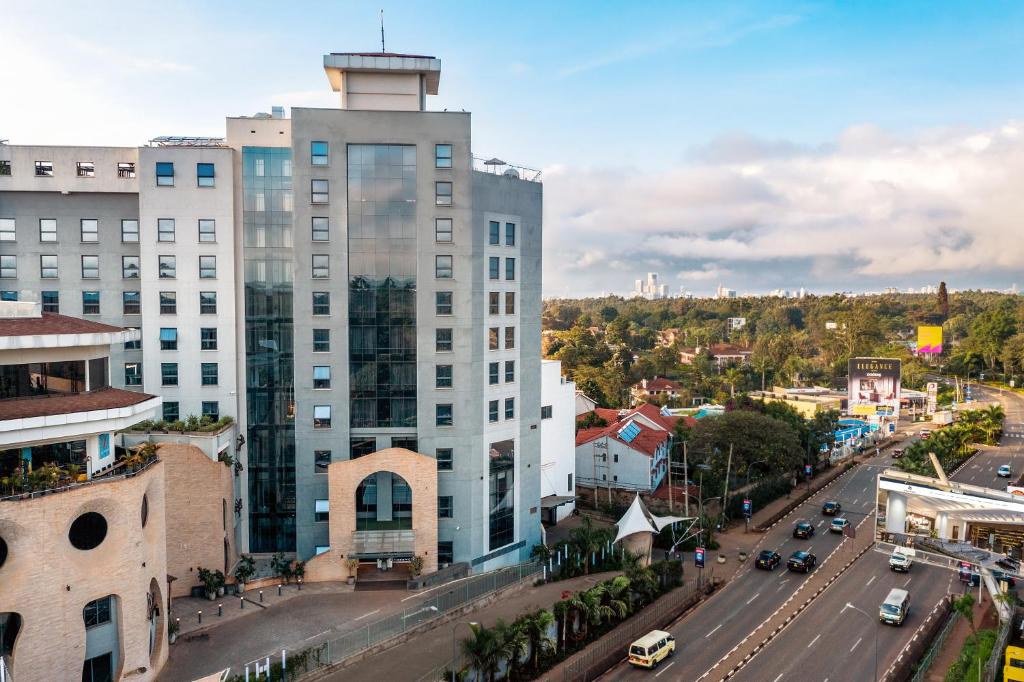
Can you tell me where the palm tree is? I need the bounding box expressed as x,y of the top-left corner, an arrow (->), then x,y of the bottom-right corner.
461,623 -> 499,682
493,619 -> 529,681
626,566 -> 659,608
723,367 -> 744,398
552,600 -> 570,654
519,609 -> 555,672
568,516 -> 604,575
603,576 -> 631,620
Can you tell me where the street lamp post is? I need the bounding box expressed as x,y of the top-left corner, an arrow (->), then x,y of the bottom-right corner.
843,602 -> 878,682
451,620 -> 478,682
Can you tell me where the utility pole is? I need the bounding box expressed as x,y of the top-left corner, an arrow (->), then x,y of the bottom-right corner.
722,444 -> 733,529
593,441 -> 599,510
683,441 -> 690,519
667,443 -> 674,513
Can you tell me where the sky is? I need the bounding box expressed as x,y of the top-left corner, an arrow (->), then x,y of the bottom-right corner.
2,1 -> 1023,298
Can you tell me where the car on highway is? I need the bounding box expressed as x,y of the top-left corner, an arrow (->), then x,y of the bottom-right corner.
999,464 -> 1013,478
892,448 -> 904,458
627,630 -> 675,669
755,550 -> 782,570
822,501 -> 841,516
787,550 -> 817,573
830,517 -> 850,534
880,588 -> 910,625
889,547 -> 914,572
793,521 -> 815,539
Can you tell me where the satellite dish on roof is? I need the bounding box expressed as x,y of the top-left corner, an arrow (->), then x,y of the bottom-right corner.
503,168 -> 520,178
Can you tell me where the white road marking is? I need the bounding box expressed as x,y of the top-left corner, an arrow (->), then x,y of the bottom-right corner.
851,636 -> 863,652
705,624 -> 723,638
862,486 -> 868,493
866,575 -> 876,587
818,519 -> 825,527
655,661 -> 675,677
904,577 -> 912,587
773,674 -> 784,682
853,499 -> 860,505
354,608 -> 381,621
808,633 -> 821,648
746,592 -> 761,605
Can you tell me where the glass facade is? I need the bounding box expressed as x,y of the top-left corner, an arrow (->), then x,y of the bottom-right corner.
243,147 -> 296,553
348,144 -> 418,429
489,439 -> 515,550
356,472 -> 413,531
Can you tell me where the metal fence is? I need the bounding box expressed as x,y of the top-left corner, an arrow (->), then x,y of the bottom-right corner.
909,609 -> 958,682
983,611 -> 1014,682
235,560 -> 543,681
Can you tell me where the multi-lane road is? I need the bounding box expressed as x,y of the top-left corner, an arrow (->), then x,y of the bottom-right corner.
607,383 -> 1024,682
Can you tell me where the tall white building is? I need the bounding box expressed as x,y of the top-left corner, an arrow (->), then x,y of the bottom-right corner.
539,360 -> 575,524
633,272 -> 668,300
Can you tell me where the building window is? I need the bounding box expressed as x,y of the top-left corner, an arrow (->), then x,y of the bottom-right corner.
505,292 -> 515,315
351,437 -> 376,459
199,291 -> 217,314
156,162 -> 174,186
81,255 -> 99,279
435,181 -> 452,206
122,291 -> 141,315
80,219 -> 98,243
159,327 -> 178,351
506,222 -> 516,246
82,291 -> 100,315
435,143 -> 453,168
435,255 -> 453,279
124,328 -> 140,350
0,291 -> 16,301
157,218 -> 175,242
488,292 -> 499,315
83,597 -> 111,628
438,496 -> 453,518
199,255 -> 216,279
35,161 -> 53,177
313,365 -> 331,389
200,327 -> 218,350
161,362 -> 178,386
313,329 -> 330,352
202,401 -> 219,421
436,365 -> 452,388
437,541 -> 455,566
505,258 -> 515,280
159,255 -> 176,279
312,254 -> 329,279
313,405 -> 332,428
198,219 -> 216,242
77,161 -> 95,178
39,254 -> 58,279
0,219 -> 14,242
201,362 -> 218,386
436,328 -> 453,352
314,499 -> 330,523
489,362 -> 499,385
121,219 -> 139,242
435,217 -> 452,243
542,405 -> 553,419
568,473 -> 573,491
117,162 -> 135,178
312,217 -> 329,241
314,450 -> 332,474
392,436 -> 417,451
505,397 -> 515,420
39,218 -> 57,242
488,257 -> 499,280
122,256 -> 140,279
311,179 -> 329,203
488,400 -> 499,423
489,220 -> 500,245
436,448 -> 453,471
124,363 -> 142,386
0,255 -> 15,278
488,439 -> 515,550
505,327 -> 515,349
41,290 -> 59,313
312,291 -> 330,316
163,401 -> 180,422
311,141 -> 329,166
505,360 -> 515,383
0,160 -> 10,176
197,163 -> 215,187
159,291 -> 177,314
436,291 -> 453,315
436,404 -> 453,427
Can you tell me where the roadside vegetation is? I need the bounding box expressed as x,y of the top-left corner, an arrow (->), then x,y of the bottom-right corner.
894,406 -> 1005,477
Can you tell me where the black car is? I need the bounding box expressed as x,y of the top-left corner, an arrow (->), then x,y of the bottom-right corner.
822,501 -> 841,516
993,570 -> 1018,588
756,550 -> 782,570
788,551 -> 817,573
793,521 -> 815,539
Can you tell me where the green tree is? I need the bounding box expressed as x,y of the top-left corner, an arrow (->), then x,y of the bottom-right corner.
938,281 -> 949,320
493,619 -> 529,680
461,623 -> 500,682
969,307 -> 1017,370
688,410 -> 803,489
519,609 -> 555,672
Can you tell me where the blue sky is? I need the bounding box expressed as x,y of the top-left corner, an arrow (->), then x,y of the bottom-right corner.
2,1 -> 1023,296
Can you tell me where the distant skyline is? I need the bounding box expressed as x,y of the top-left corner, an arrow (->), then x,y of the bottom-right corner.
2,1 -> 1022,296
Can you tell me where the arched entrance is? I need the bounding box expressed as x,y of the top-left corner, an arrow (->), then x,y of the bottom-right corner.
356,471 -> 413,531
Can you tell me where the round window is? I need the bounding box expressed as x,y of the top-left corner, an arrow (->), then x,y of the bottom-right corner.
0,536 -> 7,568
69,512 -> 107,550
141,495 -> 149,528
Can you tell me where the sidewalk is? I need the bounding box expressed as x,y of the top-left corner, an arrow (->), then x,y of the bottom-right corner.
324,571 -> 621,681
924,591 -> 999,681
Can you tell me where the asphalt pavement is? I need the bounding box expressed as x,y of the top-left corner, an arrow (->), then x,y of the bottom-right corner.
952,383 -> 1024,490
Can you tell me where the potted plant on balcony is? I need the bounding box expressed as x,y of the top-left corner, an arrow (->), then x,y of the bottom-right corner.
235,554 -> 256,593
197,567 -> 218,601
345,558 -> 359,585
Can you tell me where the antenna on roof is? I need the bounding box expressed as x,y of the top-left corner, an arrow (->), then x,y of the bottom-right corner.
380,9 -> 385,53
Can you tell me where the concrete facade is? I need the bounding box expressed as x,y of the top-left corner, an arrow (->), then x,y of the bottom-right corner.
540,360 -> 576,524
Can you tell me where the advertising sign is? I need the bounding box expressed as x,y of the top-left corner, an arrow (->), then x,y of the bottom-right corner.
742,499 -> 752,518
694,547 -> 705,568
926,382 -> 938,415
804,463 -> 813,477
916,326 -> 943,354
848,358 -> 902,416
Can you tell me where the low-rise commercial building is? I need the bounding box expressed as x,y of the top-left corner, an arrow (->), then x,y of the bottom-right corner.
750,386 -> 843,418
678,343 -> 752,367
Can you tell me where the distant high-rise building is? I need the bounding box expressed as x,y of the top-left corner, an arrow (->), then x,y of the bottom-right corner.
715,284 -> 737,299
633,272 -> 668,300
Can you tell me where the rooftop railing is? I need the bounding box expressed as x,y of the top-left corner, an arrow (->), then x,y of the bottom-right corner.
472,156 -> 541,182
0,454 -> 158,502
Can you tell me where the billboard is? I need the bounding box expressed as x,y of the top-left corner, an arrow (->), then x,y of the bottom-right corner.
917,326 -> 943,354
848,357 -> 901,416
926,381 -> 938,415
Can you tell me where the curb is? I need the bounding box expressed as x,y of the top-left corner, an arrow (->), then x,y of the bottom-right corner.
880,597 -> 952,682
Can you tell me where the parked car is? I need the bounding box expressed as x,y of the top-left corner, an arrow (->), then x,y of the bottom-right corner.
793,521 -> 815,539
997,556 -> 1021,572
787,551 -> 817,573
756,550 -> 782,571
628,630 -> 676,669
999,465 -> 1012,478
830,517 -> 850,534
920,429 -> 931,440
822,501 -> 842,516
993,570 -> 1017,588
892,448 -> 904,458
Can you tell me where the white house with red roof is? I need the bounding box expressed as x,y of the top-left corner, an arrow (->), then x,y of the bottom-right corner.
630,377 -> 684,406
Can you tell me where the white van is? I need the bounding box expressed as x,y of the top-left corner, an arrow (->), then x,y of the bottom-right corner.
880,588 -> 910,625
889,547 -> 915,573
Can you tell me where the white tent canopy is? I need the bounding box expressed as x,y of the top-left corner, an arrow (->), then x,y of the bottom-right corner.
613,494 -> 689,544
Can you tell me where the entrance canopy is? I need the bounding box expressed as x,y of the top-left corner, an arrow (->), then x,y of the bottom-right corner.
613,494 -> 687,545
879,470 -> 1024,526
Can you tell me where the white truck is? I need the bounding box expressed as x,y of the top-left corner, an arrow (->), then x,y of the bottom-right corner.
889,547 -> 915,572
